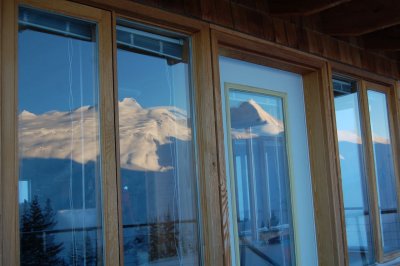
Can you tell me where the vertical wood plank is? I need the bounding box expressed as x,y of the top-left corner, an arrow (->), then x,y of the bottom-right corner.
1,0 -> 18,265
273,18 -> 288,45
262,14 -> 275,41
214,0 -> 233,28
297,27 -> 310,53
360,51 -> 373,73
210,29 -> 232,266
322,35 -> 340,60
285,21 -> 298,49
307,30 -> 324,56
231,3 -> 263,38
200,0 -> 214,21
192,27 -> 225,266
338,41 -> 352,65
350,46 -> 362,68
183,0 -> 202,19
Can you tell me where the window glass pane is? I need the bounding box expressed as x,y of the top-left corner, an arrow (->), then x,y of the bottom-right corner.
18,6 -> 103,265
367,90 -> 400,254
227,89 -> 294,266
116,23 -> 199,265
333,79 -> 374,265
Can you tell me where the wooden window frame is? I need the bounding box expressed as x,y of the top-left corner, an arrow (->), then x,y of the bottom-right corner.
0,0 -> 224,265
1,0 -> 400,265
2,0 -> 119,264
330,63 -> 400,264
210,26 -> 347,266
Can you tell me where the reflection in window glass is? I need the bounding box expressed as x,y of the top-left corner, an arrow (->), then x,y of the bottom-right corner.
367,90 -> 400,254
18,6 -> 103,265
116,22 -> 199,265
333,78 -> 374,265
227,88 -> 294,266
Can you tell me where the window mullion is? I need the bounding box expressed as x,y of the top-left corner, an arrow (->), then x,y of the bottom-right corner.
97,9 -> 121,266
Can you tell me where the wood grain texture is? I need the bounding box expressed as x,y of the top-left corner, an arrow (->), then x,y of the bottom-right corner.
303,68 -> 346,266
97,10 -> 121,266
192,27 -> 226,266
321,0 -> 400,36
214,0 -> 233,28
1,0 -> 18,265
111,11 -> 125,265
210,29 -> 232,266
231,3 -> 263,37
75,0 -> 400,79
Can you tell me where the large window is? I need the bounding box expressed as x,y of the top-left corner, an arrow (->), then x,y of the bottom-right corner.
18,6 -> 104,265
116,20 -> 200,265
333,77 -> 400,265
16,4 -> 200,266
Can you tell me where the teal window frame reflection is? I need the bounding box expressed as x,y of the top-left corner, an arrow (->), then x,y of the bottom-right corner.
224,83 -> 296,266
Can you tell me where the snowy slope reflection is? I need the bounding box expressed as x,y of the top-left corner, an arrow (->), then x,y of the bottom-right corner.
19,98 -> 199,265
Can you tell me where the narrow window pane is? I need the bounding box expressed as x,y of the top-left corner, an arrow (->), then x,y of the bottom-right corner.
367,90 -> 400,254
18,6 -> 103,265
333,79 -> 374,265
116,23 -> 199,265
227,89 -> 294,266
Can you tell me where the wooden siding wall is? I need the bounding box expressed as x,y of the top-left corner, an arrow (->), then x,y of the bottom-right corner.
122,0 -> 400,79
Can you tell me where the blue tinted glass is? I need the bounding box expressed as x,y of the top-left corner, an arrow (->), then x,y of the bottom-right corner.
228,89 -> 294,266
334,88 -> 375,265
367,90 -> 400,254
116,25 -> 199,265
18,6 -> 103,265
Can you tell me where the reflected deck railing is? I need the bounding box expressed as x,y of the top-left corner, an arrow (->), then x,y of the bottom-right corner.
344,207 -> 400,251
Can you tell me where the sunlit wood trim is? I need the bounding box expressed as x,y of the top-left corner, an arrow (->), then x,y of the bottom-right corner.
361,81 -> 400,263
1,0 -> 18,265
20,0 -> 105,21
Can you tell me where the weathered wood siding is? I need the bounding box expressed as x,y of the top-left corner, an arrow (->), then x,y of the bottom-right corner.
124,0 -> 400,79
